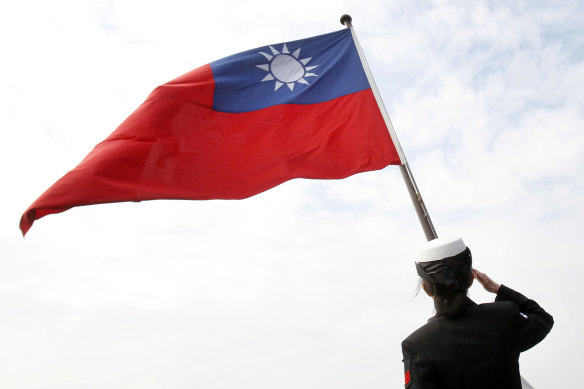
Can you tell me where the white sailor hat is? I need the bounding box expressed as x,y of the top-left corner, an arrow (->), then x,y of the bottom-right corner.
417,237 -> 467,263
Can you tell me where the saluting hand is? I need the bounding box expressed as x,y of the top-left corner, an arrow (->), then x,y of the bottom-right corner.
472,269 -> 501,294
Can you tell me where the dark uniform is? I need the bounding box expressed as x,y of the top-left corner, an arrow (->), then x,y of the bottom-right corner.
402,285 -> 553,389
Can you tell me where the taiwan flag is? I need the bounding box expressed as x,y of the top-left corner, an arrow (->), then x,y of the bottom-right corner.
20,28 -> 404,236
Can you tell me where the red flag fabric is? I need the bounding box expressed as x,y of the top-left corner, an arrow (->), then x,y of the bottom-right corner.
20,28 -> 403,236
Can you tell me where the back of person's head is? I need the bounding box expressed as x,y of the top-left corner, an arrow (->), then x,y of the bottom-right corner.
415,237 -> 473,318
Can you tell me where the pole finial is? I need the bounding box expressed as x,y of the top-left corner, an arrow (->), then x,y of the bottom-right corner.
340,14 -> 352,27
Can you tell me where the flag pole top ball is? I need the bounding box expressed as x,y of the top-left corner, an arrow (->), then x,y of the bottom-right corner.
340,14 -> 353,27
417,237 -> 467,263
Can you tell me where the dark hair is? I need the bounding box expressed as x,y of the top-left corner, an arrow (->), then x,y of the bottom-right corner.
424,276 -> 472,318
418,248 -> 473,318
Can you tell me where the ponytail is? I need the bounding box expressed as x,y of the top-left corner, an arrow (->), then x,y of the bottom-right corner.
432,286 -> 468,318
423,268 -> 473,318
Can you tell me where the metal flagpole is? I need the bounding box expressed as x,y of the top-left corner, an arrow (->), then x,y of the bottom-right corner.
340,14 -> 438,242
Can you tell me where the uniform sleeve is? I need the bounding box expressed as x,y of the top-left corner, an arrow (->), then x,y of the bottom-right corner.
401,340 -> 442,389
495,284 -> 554,351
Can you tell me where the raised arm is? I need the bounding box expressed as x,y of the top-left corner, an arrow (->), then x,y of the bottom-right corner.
473,269 -> 554,351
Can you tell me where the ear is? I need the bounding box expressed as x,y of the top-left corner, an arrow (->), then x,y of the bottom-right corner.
422,282 -> 434,297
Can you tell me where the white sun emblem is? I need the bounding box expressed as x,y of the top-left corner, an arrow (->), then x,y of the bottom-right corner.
256,43 -> 318,91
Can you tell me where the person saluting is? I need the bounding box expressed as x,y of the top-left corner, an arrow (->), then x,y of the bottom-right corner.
402,237 -> 553,389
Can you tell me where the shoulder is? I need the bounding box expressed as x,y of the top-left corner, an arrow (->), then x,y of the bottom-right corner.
466,300 -> 524,335
401,331 -> 433,373
402,319 -> 441,352
476,300 -> 521,320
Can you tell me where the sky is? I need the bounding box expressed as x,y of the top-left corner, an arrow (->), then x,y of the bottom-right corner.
1,0 -> 583,388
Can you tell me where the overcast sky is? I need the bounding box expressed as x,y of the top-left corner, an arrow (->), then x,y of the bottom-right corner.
2,0 -> 583,388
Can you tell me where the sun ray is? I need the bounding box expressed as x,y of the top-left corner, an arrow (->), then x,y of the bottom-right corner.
259,52 -> 273,61
257,42 -> 319,92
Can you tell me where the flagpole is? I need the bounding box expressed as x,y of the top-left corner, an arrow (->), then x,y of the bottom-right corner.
340,14 -> 438,242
